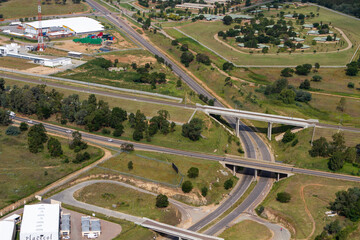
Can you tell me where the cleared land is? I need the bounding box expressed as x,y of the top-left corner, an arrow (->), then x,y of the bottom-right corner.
0,0 -> 89,19
0,126 -> 103,209
0,57 -> 38,70
83,150 -> 237,205
74,182 -> 180,225
219,220 -> 272,240
173,5 -> 360,66
260,174 -> 359,239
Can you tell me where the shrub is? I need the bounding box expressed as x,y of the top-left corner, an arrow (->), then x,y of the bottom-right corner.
156,194 -> 169,208
121,143 -> 134,152
102,128 -> 110,135
5,126 -> 21,136
224,178 -> 234,190
182,181 -> 193,193
201,187 -> 208,197
19,122 -> 29,131
276,192 -> 291,203
347,82 -> 355,88
291,139 -> 299,147
187,167 -> 199,178
282,129 -> 295,143
256,205 -> 265,215
311,75 -> 322,82
128,161 -> 133,170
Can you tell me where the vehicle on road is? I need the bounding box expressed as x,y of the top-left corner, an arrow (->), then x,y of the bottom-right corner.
66,130 -> 72,133
108,139 -> 113,142
27,120 -> 33,124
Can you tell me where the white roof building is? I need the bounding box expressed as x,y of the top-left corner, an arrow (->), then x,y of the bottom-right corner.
0,220 -> 16,240
20,204 -> 60,240
24,17 -> 104,35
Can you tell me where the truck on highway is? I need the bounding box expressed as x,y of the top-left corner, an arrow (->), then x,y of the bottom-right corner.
8,111 -> 16,118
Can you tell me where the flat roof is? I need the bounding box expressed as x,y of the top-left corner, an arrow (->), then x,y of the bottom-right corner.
0,221 -> 15,240
21,204 -> 60,234
4,214 -> 21,222
25,17 -> 104,34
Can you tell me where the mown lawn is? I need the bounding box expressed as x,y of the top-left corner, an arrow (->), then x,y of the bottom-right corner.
74,182 -> 180,225
0,126 -> 103,209
0,0 -> 89,19
260,174 -> 359,239
219,220 -> 272,240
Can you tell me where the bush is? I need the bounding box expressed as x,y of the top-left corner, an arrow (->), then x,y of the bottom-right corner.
156,194 -> 169,208
347,82 -> 355,88
276,192 -> 291,203
201,187 -> 208,197
282,129 -> 295,143
182,118 -> 203,141
5,126 -> 21,136
121,143 -> 134,152
309,137 -> 329,157
281,67 -> 294,77
291,139 -> 299,147
171,40 -> 179,46
187,167 -> 199,178
182,181 -> 193,193
328,151 -> 345,171
256,205 -> 265,215
128,161 -> 133,170
224,178 -> 234,190
102,128 -> 110,135
19,122 -> 29,131
311,75 -> 322,82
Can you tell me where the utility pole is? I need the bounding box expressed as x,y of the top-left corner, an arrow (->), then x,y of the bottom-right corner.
37,0 -> 45,51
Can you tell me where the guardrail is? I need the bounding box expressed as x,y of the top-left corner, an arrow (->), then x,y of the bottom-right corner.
0,68 -> 183,102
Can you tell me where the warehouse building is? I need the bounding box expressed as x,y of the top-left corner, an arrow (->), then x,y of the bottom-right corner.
20,204 -> 60,240
0,220 -> 16,240
24,17 -> 104,36
81,216 -> 101,238
60,213 -> 71,238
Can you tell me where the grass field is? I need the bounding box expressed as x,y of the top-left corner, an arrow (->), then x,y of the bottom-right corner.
219,220 -> 272,240
269,127 -> 360,175
74,182 -> 180,225
260,174 -> 359,239
0,126 -> 103,209
0,57 -> 37,70
83,150 -> 237,205
0,0 -> 89,19
174,4 -> 360,66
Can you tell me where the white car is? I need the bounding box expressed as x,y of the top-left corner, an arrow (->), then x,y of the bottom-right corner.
107,139 -> 113,142
27,120 -> 33,124
66,130 -> 72,133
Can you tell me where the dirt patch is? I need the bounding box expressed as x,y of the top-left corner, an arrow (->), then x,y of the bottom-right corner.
22,66 -> 61,75
263,208 -> 297,237
73,174 -> 207,206
102,54 -> 156,65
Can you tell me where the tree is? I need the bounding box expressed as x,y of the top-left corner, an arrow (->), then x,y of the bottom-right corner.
113,124 -> 124,137
0,109 -> 12,126
344,147 -> 357,163
330,187 -> 360,222
276,192 -> 291,203
201,186 -> 208,197
133,129 -> 144,141
180,51 -> 194,67
6,126 -> 21,136
324,220 -> 342,235
180,44 -> 189,51
109,107 -> 127,128
182,181 -> 193,193
345,62 -> 359,76
279,89 -> 296,104
28,124 -> 48,153
311,75 -> 322,82
223,15 -> 233,25
196,53 -> 211,65
330,132 -> 346,154
314,62 -> 320,70
187,167 -> 199,178
328,151 -> 345,171
47,137 -> 63,157
182,118 -> 203,141
262,47 -> 269,54
336,97 -> 346,112
223,62 -> 234,71
156,194 -> 169,208
128,161 -> 133,170
282,129 -> 295,143
171,40 -> 179,46
69,131 -> 87,151
309,137 -> 329,157
224,178 -> 234,190
347,82 -> 355,88
281,68 -> 295,77
19,122 -> 29,131
295,64 -> 312,75
299,79 -> 311,89
121,143 -> 134,152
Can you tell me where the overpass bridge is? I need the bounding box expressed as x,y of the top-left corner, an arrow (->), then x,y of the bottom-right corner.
197,104 -> 319,140
140,218 -> 223,240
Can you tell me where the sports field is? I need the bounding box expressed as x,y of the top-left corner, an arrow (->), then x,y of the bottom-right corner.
172,5 -> 360,66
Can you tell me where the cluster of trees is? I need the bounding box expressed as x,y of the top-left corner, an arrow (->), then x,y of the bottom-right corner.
345,57 -> 360,76
178,43 -> 211,67
309,133 -> 359,171
182,118 -> 204,141
263,78 -> 312,104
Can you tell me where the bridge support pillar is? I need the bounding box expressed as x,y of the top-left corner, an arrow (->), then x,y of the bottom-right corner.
276,173 -> 280,182
267,122 -> 273,141
311,126 -> 316,146
254,169 -> 257,180
233,165 -> 237,176
235,117 -> 240,137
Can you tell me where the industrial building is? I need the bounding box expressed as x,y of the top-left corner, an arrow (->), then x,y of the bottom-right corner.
81,216 -> 101,238
20,204 -> 60,240
60,213 -> 71,237
24,17 -> 104,36
0,220 -> 16,240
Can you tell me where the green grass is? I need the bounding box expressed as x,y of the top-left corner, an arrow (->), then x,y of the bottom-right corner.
82,150 -> 238,206
74,182 -> 180,225
0,126 -> 103,209
219,220 -> 272,240
176,5 -> 360,66
270,127 -> 360,176
0,0 -> 89,19
62,204 -> 155,240
260,174 -> 359,239
0,57 -> 37,70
